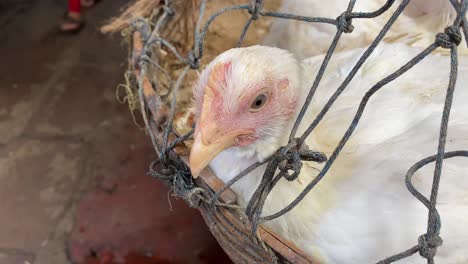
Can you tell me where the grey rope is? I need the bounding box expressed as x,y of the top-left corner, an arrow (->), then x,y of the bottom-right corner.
130,0 -> 468,262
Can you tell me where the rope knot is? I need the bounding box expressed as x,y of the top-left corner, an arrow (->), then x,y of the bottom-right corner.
130,17 -> 152,41
336,13 -> 354,33
278,148 -> 302,181
186,187 -> 206,208
162,5 -> 175,16
188,50 -> 200,69
138,51 -> 152,64
436,26 -> 462,49
149,161 -> 175,182
418,234 -> 443,259
277,139 -> 327,181
248,0 -> 262,20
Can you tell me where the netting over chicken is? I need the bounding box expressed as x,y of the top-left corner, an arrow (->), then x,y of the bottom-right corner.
105,0 -> 468,263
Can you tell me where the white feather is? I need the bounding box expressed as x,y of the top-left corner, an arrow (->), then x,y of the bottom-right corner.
207,43 -> 468,263
262,0 -> 467,59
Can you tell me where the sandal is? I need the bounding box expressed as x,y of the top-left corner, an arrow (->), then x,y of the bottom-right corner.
81,0 -> 102,9
59,14 -> 85,34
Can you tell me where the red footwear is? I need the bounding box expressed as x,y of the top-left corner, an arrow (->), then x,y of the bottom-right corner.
59,14 -> 85,34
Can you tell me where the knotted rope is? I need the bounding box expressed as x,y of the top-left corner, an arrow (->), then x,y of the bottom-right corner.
336,12 -> 354,33
129,0 -> 468,263
418,234 -> 443,260
436,26 -> 462,48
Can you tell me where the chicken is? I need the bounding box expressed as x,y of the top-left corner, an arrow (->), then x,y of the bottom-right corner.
188,44 -> 468,263
263,0 -> 468,59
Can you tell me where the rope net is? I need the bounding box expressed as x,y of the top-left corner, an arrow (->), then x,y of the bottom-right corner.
125,0 -> 468,263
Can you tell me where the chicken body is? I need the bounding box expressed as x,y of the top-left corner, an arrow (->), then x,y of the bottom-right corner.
263,0 -> 468,59
189,44 -> 468,263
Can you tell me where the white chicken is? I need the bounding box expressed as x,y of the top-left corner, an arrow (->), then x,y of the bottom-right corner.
263,0 -> 468,59
188,43 -> 468,263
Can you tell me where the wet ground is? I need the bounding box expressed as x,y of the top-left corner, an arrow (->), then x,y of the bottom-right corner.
0,1 -> 231,263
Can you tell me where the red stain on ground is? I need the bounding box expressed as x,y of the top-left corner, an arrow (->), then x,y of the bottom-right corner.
84,251 -> 180,264
83,249 -> 229,264
68,127 -> 232,264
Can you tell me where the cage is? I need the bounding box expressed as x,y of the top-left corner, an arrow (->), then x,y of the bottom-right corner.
102,0 -> 468,263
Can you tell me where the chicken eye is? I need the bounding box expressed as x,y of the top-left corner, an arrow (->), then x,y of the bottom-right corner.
250,93 -> 268,111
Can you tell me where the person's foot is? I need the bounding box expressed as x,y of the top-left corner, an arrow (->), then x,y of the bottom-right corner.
81,0 -> 97,8
60,12 -> 84,34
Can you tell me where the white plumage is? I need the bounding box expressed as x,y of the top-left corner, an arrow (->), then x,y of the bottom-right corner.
263,0 -> 468,59
189,43 -> 468,263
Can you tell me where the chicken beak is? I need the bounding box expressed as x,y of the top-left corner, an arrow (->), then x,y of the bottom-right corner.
189,122 -> 253,178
